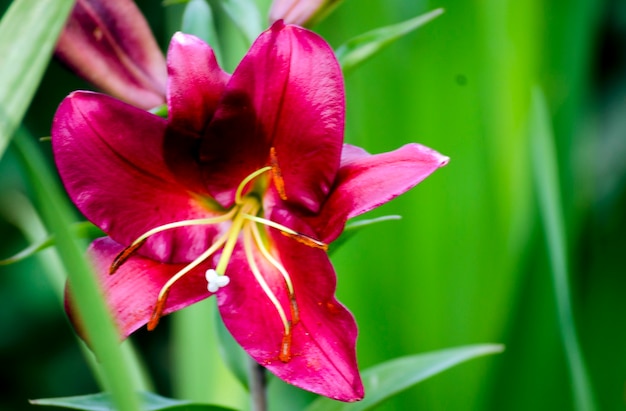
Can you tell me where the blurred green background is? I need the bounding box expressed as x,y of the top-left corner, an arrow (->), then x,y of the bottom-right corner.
1,0 -> 625,410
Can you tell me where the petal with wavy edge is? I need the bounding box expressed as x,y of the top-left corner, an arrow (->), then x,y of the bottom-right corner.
201,21 -> 343,211
312,143 -> 449,242
217,209 -> 363,401
52,91 -> 220,263
68,238 -> 213,338
55,0 -> 166,109
167,32 -> 230,134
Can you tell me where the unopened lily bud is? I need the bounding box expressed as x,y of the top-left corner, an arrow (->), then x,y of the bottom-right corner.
269,0 -> 343,27
55,0 -> 167,110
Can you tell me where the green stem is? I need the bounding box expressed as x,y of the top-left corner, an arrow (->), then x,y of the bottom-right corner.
249,358 -> 267,411
530,89 -> 596,411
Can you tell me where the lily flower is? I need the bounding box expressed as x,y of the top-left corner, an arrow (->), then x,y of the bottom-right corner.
52,21 -> 448,401
55,0 -> 167,109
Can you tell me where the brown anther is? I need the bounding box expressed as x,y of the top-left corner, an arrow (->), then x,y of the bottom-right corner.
147,288 -> 170,331
110,238 -> 147,274
281,231 -> 328,251
279,327 -> 293,363
270,147 -> 288,201
290,298 -> 300,326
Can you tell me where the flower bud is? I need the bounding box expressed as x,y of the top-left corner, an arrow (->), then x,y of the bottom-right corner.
55,0 -> 167,109
269,0 -> 343,27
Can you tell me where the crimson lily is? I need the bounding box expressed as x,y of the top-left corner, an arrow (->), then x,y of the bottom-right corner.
55,0 -> 167,109
52,21 -> 448,401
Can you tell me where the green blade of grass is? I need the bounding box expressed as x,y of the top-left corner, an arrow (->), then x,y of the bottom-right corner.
13,130 -> 143,411
530,88 -> 596,411
0,0 -> 74,160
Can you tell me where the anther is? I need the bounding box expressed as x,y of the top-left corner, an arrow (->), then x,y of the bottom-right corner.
110,238 -> 147,274
281,231 -> 328,251
270,147 -> 288,201
290,299 -> 300,326
279,327 -> 292,363
147,288 -> 170,331
205,269 -> 230,293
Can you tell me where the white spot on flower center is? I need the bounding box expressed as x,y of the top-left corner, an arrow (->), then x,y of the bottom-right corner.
205,269 -> 230,293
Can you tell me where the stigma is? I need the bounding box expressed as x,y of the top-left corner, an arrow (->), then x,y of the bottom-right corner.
110,160 -> 326,362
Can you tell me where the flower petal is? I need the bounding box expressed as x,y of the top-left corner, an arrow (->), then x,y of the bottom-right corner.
312,143 -> 449,242
217,211 -> 363,401
201,21 -> 343,211
55,0 -> 166,109
52,91 -> 220,263
68,238 -> 213,338
167,32 -> 230,134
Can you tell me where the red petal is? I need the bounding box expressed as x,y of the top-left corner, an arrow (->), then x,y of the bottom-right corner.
313,143 -> 449,242
217,211 -> 363,401
201,22 -> 343,211
52,91 -> 221,263
70,238 -> 213,338
167,33 -> 230,134
55,0 -> 166,109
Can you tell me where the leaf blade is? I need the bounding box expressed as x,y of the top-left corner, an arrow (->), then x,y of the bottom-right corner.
30,391 -> 236,411
0,0 -> 74,159
305,344 -> 504,411
336,8 -> 444,74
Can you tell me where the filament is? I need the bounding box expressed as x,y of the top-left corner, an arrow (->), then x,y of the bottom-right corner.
147,230 -> 230,330
243,223 -> 290,339
110,208 -> 237,274
250,222 -> 299,325
235,166 -> 272,205
243,214 -> 327,251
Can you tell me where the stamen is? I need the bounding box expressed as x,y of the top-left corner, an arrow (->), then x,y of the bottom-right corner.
250,222 -> 300,325
243,214 -> 328,251
235,166 -> 272,205
243,224 -> 291,356
109,209 -> 237,274
270,147 -> 288,201
147,230 -> 230,330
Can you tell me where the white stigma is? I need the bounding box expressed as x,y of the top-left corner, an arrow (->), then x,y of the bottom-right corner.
205,269 -> 230,293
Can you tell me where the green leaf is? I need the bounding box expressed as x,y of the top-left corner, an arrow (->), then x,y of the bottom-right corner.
182,0 -> 223,63
13,130 -> 143,411
335,8 -> 444,74
0,0 -> 74,160
305,344 -> 504,411
215,0 -> 263,47
529,88 -> 597,411
0,221 -> 103,266
30,391 -> 236,411
329,215 -> 401,254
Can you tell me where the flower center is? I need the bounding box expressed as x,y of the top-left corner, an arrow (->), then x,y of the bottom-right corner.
110,163 -> 327,362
